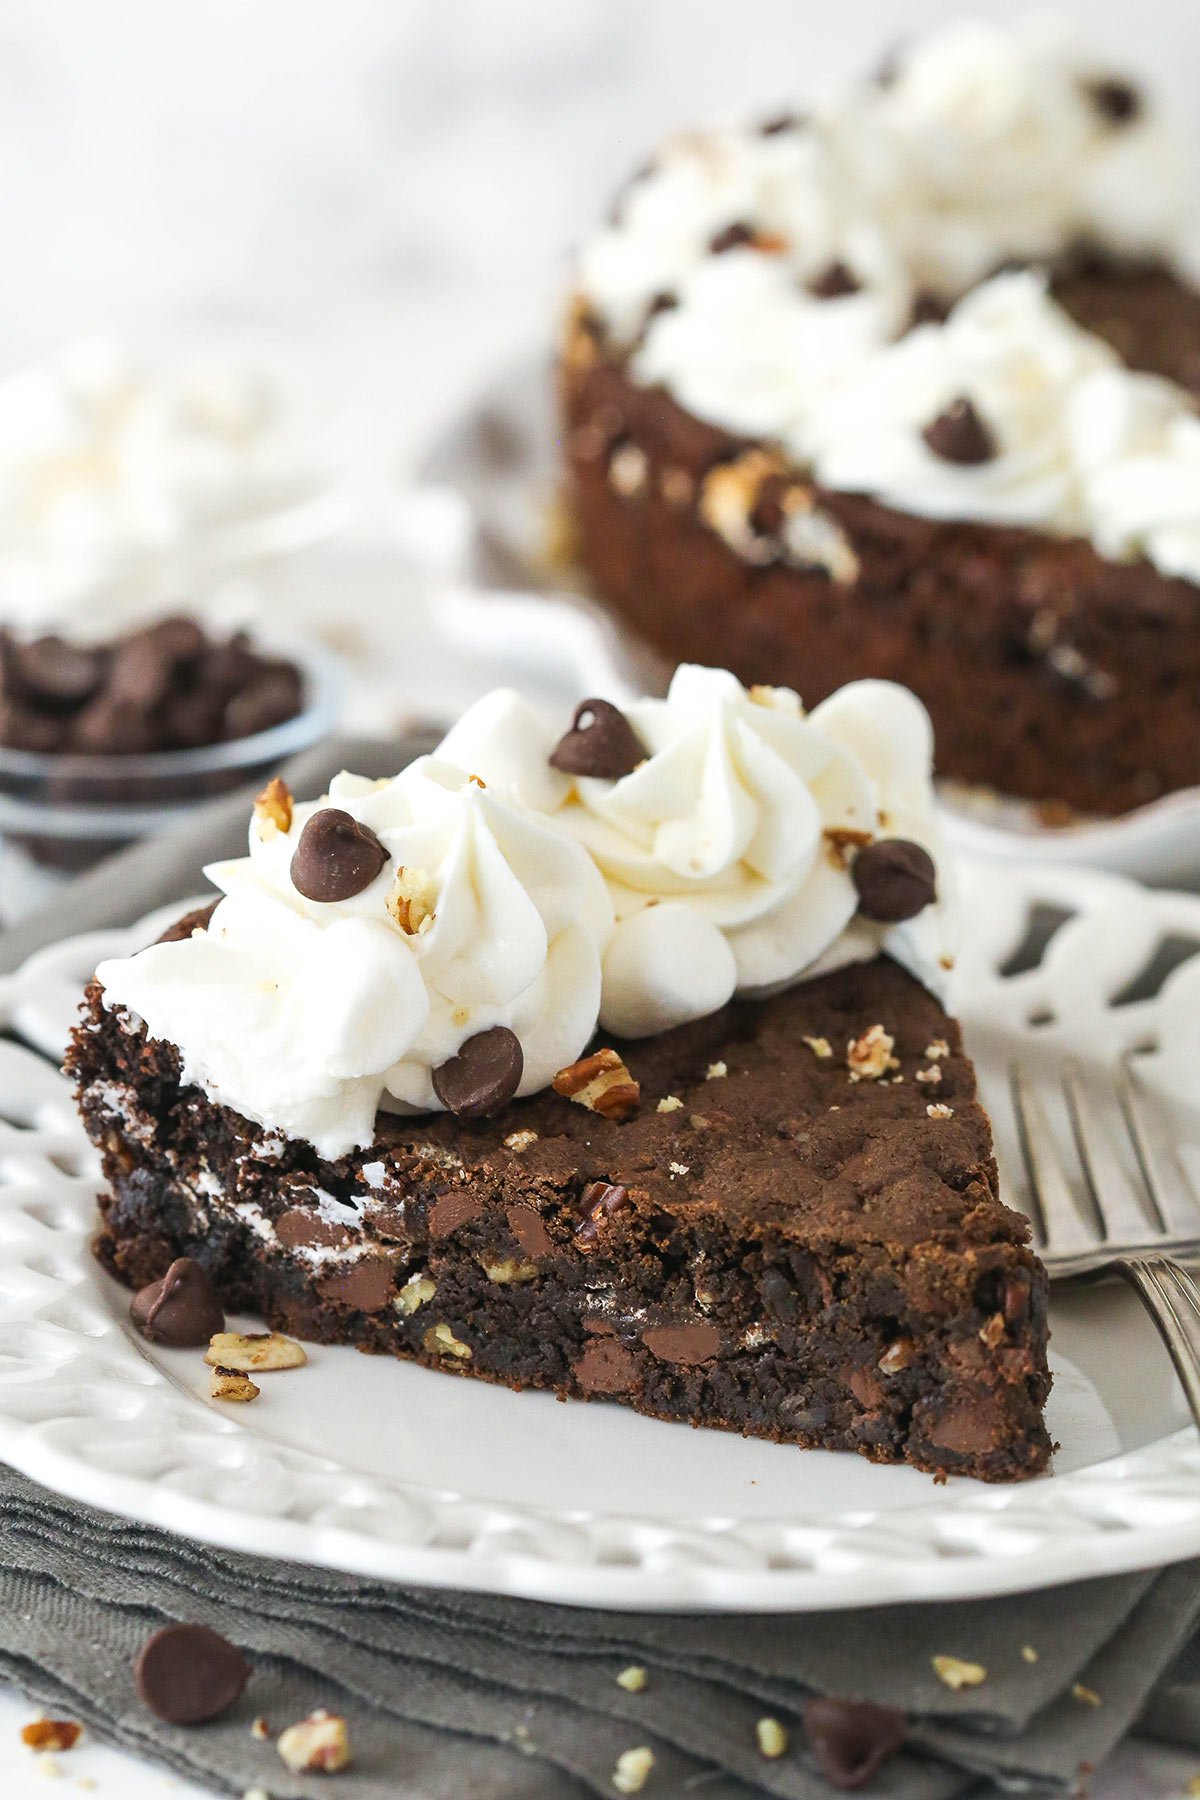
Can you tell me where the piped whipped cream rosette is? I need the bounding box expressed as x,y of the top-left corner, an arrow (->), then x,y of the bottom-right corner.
96,758 -> 613,1158
438,664 -> 956,1038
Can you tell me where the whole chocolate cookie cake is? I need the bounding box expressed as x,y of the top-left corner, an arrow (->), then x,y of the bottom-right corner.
68,667 -> 1052,1482
562,22 -> 1200,817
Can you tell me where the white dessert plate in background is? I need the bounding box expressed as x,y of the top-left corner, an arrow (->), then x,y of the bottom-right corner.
415,360 -> 1200,889
1,860 -> 1199,1612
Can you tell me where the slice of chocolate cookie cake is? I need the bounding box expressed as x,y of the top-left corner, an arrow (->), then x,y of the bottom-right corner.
68,668 -> 1052,1481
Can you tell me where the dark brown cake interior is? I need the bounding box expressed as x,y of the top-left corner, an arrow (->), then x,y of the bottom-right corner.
70,926 -> 1052,1484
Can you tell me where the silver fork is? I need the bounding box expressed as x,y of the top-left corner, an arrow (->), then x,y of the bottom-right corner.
1010,1062 -> 1200,1425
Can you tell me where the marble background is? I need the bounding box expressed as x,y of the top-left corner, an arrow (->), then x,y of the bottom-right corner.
2,0 -> 1198,470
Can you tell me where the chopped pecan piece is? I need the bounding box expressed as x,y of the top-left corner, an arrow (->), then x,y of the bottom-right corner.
253,776 -> 293,838
277,1709 -> 351,1773
21,1720 -> 81,1752
386,865 -> 437,936
204,1331 -> 307,1372
575,1181 -> 631,1248
553,1048 -> 640,1120
210,1364 -> 260,1403
846,1025 -> 898,1081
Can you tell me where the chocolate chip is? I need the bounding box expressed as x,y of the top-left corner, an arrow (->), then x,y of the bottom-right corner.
224,665 -> 304,740
317,1257 -> 397,1313
70,696 -> 156,754
432,1026 -> 524,1118
142,615 -> 207,662
759,110 -> 807,136
134,1623 -> 250,1725
808,261 -> 861,300
802,1697 -> 907,1791
0,700 -> 65,752
275,1208 -> 353,1250
921,396 -> 997,465
574,1181 -> 630,1247
851,838 -> 937,922
0,616 -> 305,760
201,631 -> 257,696
130,1257 -> 224,1347
16,636 -> 104,708
1085,76 -> 1141,124
430,1192 -> 485,1238
574,1337 -> 640,1394
642,1321 -> 722,1365
549,699 -> 647,779
290,808 -> 388,902
909,289 -> 949,329
106,634 -> 177,712
167,687 -> 226,749
709,221 -> 755,255
507,1204 -> 553,1260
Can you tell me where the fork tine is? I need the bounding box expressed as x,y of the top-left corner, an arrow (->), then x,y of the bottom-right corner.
1063,1062 -> 1160,1246
1010,1065 -> 1097,1257
1123,1256 -> 1200,1423
1118,1064 -> 1200,1241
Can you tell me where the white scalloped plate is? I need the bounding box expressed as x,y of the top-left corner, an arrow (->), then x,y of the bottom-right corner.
2,862 -> 1200,1611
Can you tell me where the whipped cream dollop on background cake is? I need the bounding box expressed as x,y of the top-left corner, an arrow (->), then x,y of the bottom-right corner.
579,19 -> 1200,582
97,667 -> 955,1154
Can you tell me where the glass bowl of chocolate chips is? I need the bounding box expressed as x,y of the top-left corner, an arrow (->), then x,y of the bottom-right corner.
0,614 -> 337,874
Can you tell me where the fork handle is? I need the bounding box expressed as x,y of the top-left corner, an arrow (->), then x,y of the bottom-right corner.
1119,1256 -> 1200,1428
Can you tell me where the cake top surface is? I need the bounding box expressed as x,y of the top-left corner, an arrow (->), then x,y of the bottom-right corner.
574,20 -> 1200,586
93,665 -> 955,1158
366,956 -> 1013,1255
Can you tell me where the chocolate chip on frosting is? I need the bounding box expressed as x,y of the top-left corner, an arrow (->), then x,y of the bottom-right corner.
289,808 -> 388,902
808,260 -> 861,300
708,221 -> 756,255
549,698 -> 647,779
758,110 -> 808,137
921,396 -> 997,465
134,1623 -> 250,1726
852,839 -> 937,922
432,1026 -> 524,1118
802,1696 -> 907,1790
1084,75 -> 1142,124
130,1257 -> 224,1347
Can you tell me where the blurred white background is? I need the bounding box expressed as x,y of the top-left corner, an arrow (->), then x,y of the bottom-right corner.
3,0 -> 1198,469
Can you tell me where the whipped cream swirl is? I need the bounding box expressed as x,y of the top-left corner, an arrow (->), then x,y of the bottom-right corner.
96,757 -> 613,1157
583,20 -> 1194,340
579,20 -> 1200,584
811,271 -> 1114,529
439,665 -> 955,1038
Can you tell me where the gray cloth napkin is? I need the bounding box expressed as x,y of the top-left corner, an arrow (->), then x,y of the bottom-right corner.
4,1467 -> 1200,1800
4,732 -> 1200,1799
